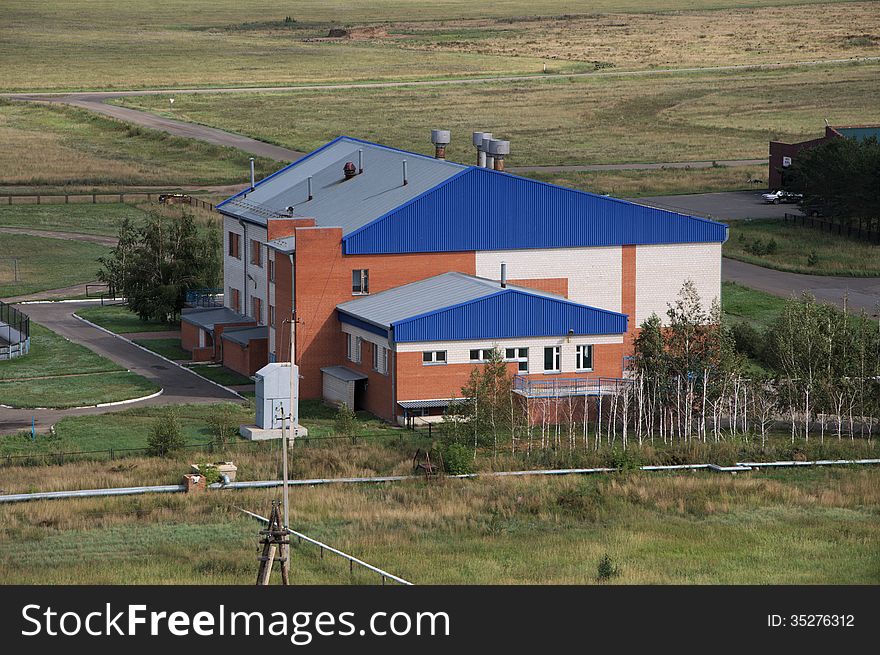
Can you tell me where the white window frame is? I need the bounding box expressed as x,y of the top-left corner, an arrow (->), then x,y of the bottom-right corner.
422,350 -> 447,365
352,269 -> 369,295
543,346 -> 561,373
576,344 -> 594,372
372,343 -> 388,375
469,348 -> 495,362
504,347 -> 529,372
347,334 -> 361,363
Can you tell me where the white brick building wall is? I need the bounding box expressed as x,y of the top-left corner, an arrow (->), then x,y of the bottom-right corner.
635,242 -> 722,325
223,215 -> 268,323
475,246 -> 623,313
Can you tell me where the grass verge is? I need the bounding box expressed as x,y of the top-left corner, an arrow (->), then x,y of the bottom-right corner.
134,338 -> 191,361
75,304 -> 177,334
0,371 -> 159,409
721,280 -> 788,332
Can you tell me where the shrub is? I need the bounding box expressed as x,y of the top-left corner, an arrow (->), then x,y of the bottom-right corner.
207,404 -> 239,446
596,553 -> 620,581
731,321 -> 762,359
146,409 -> 184,457
807,250 -> 819,266
443,442 -> 475,475
333,404 -> 358,438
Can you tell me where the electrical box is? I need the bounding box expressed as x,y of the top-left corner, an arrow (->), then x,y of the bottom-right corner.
254,362 -> 299,430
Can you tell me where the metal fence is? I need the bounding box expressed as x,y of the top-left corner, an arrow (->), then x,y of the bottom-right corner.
1,192 -> 215,211
513,375 -> 633,398
0,300 -> 29,360
783,212 -> 880,244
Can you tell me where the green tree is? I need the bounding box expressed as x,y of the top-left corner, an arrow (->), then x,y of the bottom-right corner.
334,403 -> 358,439
147,408 -> 185,457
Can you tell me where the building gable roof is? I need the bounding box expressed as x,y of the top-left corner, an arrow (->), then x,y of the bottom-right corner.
336,272 -> 627,343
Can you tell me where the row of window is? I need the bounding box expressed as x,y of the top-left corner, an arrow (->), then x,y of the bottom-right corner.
228,232 -> 271,270
347,334 -> 389,375
227,286 -> 274,326
422,345 -> 593,373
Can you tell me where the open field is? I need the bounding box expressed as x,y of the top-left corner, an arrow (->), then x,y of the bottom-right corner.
0,204 -> 148,237
526,164 -> 766,197
0,1 -> 872,91
0,233 -> 108,299
114,62 -> 880,166
724,219 -> 880,277
0,101 -> 278,187
0,466 -> 877,584
0,321 -> 160,409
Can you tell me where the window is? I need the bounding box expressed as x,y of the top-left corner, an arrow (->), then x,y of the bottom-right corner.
372,343 -> 388,374
422,350 -> 447,365
252,297 -> 262,324
469,348 -> 494,362
250,239 -> 263,267
352,269 -> 369,295
228,287 -> 241,313
268,304 -> 275,326
576,345 -> 593,371
505,347 -> 529,372
543,346 -> 561,373
228,232 -> 241,259
268,258 -> 275,283
347,334 -> 361,363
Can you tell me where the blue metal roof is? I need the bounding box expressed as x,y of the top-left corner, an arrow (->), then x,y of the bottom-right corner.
336,272 -> 626,343
343,166 -> 728,254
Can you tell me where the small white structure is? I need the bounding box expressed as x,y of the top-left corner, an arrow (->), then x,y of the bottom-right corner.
239,362 -> 308,440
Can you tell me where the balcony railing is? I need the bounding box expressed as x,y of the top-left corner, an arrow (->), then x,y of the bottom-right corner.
513,375 -> 632,398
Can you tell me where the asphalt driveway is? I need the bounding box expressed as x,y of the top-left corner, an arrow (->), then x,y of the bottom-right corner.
630,191 -> 799,221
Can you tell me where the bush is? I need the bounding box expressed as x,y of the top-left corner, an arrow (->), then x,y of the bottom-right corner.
731,321 -> 762,359
333,404 -> 358,438
207,404 -> 239,446
443,442 -> 475,475
807,250 -> 819,266
146,409 -> 184,457
596,553 -> 620,581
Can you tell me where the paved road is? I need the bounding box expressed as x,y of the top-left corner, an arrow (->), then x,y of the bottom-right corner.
631,191 -> 796,221
0,301 -> 241,433
723,258 -> 880,315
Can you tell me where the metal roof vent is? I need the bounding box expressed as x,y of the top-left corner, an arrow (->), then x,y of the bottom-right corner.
472,131 -> 491,167
343,161 -> 357,180
431,129 -> 451,159
486,139 -> 511,172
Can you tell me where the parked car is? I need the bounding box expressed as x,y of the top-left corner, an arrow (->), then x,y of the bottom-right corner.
158,193 -> 192,206
761,190 -> 802,204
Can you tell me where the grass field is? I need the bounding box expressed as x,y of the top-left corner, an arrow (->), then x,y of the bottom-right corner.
133,338 -> 191,361
75,304 -> 178,333
724,219 -> 880,277
720,281 -> 788,332
185,363 -> 254,386
525,164 -> 766,197
114,62 -> 880,166
0,233 -> 108,299
0,101 -> 278,187
0,1 -> 872,91
0,203 -> 148,237
0,466 -> 876,584
0,322 -> 160,409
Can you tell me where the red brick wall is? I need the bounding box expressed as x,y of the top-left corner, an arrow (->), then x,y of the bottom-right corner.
213,321 -> 256,362
292,226 -> 476,400
267,217 -> 316,241
274,253 -> 293,361
768,127 -> 838,189
338,339 -> 395,420
508,277 -> 569,297
621,244 -> 637,349
222,337 -> 268,377
396,352 -> 520,404
181,321 -> 200,352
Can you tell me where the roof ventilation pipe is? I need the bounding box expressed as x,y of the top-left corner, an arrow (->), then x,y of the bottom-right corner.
402,159 -> 408,185
472,132 -> 491,167
486,139 -> 511,172
249,157 -> 256,190
431,129 -> 451,159
500,262 -> 507,288
307,175 -> 313,201
343,161 -> 357,180
358,148 -> 364,174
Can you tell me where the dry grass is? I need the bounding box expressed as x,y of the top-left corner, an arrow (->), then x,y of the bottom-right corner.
391,3 -> 880,69
0,467 -> 877,584
115,62 -> 880,166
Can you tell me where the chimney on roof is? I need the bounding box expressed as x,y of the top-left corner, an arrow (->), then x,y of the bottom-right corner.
249,157 -> 255,190
500,261 -> 507,288
343,161 -> 357,180
402,159 -> 408,185
473,132 -> 491,167
486,139 -> 511,172
358,148 -> 364,174
431,129 -> 451,159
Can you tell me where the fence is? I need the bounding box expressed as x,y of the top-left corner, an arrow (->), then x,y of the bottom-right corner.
513,375 -> 632,398
0,430 -> 431,468
1,192 -> 215,212
783,212 -> 880,244
0,300 -> 29,360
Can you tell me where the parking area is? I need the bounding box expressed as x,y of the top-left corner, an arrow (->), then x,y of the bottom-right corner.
629,191 -> 801,221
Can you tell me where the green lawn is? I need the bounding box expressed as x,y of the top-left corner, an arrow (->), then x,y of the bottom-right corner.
0,204 -> 148,237
721,280 -> 788,332
113,62 -> 880,166
724,219 -> 880,277
134,338 -> 191,361
185,364 -> 253,386
524,164 -> 766,198
0,100 -> 279,187
0,371 -> 159,410
75,304 -> 177,334
0,322 -> 120,380
0,467 -> 876,584
0,232 -> 108,299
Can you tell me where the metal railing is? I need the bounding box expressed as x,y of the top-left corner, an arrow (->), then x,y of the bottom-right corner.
185,288 -> 224,308
1,192 -> 215,211
783,212 -> 880,244
0,300 -> 29,360
513,375 -> 633,398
